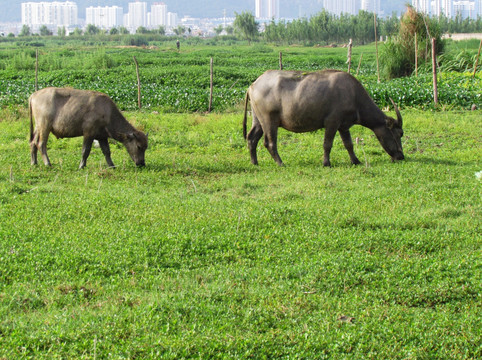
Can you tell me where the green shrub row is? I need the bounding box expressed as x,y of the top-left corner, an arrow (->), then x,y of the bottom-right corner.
0,45 -> 480,111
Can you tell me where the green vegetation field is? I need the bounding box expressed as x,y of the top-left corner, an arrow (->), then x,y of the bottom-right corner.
0,41 -> 481,358
1,40 -> 481,111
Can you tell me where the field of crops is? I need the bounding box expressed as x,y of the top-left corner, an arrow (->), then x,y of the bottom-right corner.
0,39 -> 481,358
0,39 -> 481,111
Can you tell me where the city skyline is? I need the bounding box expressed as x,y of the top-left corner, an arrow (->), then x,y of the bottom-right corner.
412,0 -> 481,18
3,0 -> 412,24
6,0 -> 482,36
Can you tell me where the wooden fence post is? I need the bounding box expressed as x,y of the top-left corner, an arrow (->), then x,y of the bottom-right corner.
473,39 -> 482,79
133,56 -> 141,110
374,13 -> 380,83
35,48 -> 39,91
432,38 -> 438,106
279,52 -> 283,70
208,57 -> 214,113
347,39 -> 353,73
356,53 -> 363,76
415,32 -> 418,77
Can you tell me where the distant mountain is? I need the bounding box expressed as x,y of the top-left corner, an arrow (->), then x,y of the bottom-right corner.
1,0 -> 407,24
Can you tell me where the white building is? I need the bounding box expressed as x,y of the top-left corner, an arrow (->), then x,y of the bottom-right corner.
21,1 -> 78,30
412,0 -> 432,14
432,0 -> 454,17
167,12 -> 178,28
412,0 -> 478,18
322,0 -> 359,16
361,0 -> 380,14
127,1 -> 147,31
454,0 -> 476,18
86,6 -> 123,29
255,0 -> 280,19
150,2 -> 168,27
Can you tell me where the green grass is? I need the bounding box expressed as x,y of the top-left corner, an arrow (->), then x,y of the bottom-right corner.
0,108 -> 480,358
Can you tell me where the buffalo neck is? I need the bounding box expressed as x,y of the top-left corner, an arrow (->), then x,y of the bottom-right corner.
357,98 -> 387,130
107,107 -> 137,141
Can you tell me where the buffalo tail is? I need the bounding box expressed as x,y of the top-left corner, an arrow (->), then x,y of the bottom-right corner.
29,97 -> 34,142
243,91 -> 250,140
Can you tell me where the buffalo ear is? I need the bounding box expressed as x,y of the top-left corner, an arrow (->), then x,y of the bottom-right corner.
386,117 -> 395,129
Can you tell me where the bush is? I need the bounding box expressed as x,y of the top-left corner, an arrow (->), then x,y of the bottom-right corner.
122,36 -> 149,47
380,6 -> 444,79
439,50 -> 479,72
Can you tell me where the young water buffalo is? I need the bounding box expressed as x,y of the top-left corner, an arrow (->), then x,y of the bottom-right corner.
243,70 -> 404,166
29,87 -> 148,169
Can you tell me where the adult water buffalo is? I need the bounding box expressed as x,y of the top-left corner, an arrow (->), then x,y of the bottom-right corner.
243,70 -> 404,166
29,87 -> 148,169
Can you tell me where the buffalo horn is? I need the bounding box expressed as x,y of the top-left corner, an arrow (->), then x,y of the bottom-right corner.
389,98 -> 403,127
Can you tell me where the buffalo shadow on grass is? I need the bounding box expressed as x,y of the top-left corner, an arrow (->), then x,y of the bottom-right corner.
143,161 -> 260,176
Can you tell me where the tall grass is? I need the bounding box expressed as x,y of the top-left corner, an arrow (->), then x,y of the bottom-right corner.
0,108 -> 480,358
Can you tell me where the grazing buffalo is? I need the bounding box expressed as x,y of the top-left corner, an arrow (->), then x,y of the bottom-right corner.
29,87 -> 148,169
243,70 -> 404,166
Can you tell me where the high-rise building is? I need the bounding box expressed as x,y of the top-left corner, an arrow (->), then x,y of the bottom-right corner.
323,0 -> 359,16
127,1 -> 147,31
167,12 -> 178,28
255,0 -> 279,19
22,1 -> 78,28
411,0 -> 431,14
150,2 -> 168,27
454,0 -> 476,18
476,0 -> 482,16
412,0 -> 477,18
361,0 -> 380,14
432,0 -> 454,17
86,6 -> 123,29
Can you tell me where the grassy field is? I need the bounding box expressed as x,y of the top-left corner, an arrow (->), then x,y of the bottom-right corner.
0,106 -> 480,358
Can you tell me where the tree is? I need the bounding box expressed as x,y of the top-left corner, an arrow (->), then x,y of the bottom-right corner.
71,28 -> 83,36
233,11 -> 258,44
214,25 -> 223,36
109,27 -> 119,35
225,26 -> 234,35
119,27 -> 130,35
19,25 -> 31,37
86,24 -> 100,35
136,26 -> 149,34
157,26 -> 166,36
57,26 -> 66,37
173,26 -> 186,36
39,25 -> 52,36
383,12 -> 401,37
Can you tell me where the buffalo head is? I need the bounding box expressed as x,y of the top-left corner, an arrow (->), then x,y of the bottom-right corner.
373,99 -> 404,162
122,131 -> 148,167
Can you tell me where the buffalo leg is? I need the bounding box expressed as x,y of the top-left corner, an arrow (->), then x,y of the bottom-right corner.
98,139 -> 115,168
339,129 -> 361,165
323,126 -> 338,167
263,126 -> 283,166
79,137 -> 94,169
30,131 -> 38,165
37,128 -> 51,166
247,115 -> 264,165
